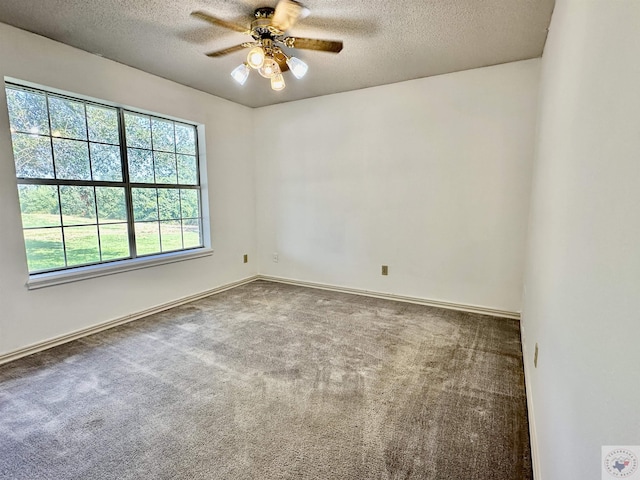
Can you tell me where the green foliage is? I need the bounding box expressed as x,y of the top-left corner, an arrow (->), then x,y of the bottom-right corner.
175,124 -> 196,155
49,97 -> 87,140
53,138 -> 91,180
6,88 -> 49,135
154,152 -> 177,183
128,148 -> 154,183
180,189 -> 200,218
124,113 -> 151,149
87,105 -> 119,145
91,144 -> 122,181
11,133 -> 55,178
132,188 -> 158,221
96,187 -> 127,221
18,185 -> 59,218
152,118 -> 174,152
60,185 -> 96,220
158,188 -> 180,220
177,154 -> 198,184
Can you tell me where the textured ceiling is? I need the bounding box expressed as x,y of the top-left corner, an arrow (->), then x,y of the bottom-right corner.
0,0 -> 554,108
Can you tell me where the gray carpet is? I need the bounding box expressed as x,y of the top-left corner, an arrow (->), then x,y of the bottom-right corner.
0,280 -> 531,479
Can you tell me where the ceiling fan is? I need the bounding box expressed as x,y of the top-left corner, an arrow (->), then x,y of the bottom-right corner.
191,0 -> 343,91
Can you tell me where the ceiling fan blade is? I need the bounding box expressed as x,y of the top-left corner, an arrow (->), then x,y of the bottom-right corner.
284,37 -> 343,53
191,11 -> 248,34
205,44 -> 250,57
272,0 -> 308,32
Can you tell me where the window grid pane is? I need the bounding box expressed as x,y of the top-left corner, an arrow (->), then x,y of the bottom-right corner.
64,225 -> 100,267
182,218 -> 203,249
18,184 -> 61,228
7,84 -> 203,274
23,227 -> 66,272
135,221 -> 161,256
11,132 -> 55,179
6,87 -> 50,136
99,223 -> 129,261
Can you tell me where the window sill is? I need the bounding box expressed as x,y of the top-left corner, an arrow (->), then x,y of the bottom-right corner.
27,248 -> 213,290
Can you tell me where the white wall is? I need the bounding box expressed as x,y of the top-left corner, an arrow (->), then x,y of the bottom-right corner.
0,24 -> 257,357
255,60 -> 540,313
5,5 -> 639,476
521,1 -> 640,479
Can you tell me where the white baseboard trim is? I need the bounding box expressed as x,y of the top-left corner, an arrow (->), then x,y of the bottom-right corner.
257,275 -> 520,320
0,275 -> 259,366
520,322 -> 541,480
0,274 -> 519,366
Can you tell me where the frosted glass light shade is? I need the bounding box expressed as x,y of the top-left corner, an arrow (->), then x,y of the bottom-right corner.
258,57 -> 280,78
230,63 -> 250,85
271,73 -> 286,91
247,47 -> 265,69
286,56 -> 308,79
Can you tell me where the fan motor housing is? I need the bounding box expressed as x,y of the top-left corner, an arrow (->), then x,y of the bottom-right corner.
254,7 -> 275,18
252,7 -> 280,37
252,8 -> 284,38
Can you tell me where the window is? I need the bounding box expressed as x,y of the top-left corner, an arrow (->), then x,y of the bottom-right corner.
5,83 -> 204,275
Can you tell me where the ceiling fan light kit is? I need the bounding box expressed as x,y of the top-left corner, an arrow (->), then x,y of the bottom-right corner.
286,56 -> 309,79
247,46 -> 266,69
192,0 -> 343,92
271,73 -> 286,91
230,63 -> 250,85
258,55 -> 280,78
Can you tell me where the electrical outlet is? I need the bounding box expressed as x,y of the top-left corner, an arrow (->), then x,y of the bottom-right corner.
272,253 -> 279,263
243,254 -> 248,264
381,265 -> 388,276
534,343 -> 539,368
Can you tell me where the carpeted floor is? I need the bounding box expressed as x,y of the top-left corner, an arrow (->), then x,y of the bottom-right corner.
0,280 -> 531,480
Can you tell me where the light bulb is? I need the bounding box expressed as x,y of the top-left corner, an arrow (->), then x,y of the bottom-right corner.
258,57 -> 280,79
247,47 -> 265,69
230,63 -> 250,85
286,56 -> 308,79
271,73 -> 286,91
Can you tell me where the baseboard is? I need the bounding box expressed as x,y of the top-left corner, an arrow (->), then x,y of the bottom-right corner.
0,273 -> 520,366
520,322 -> 541,480
257,275 -> 520,320
0,275 -> 259,366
